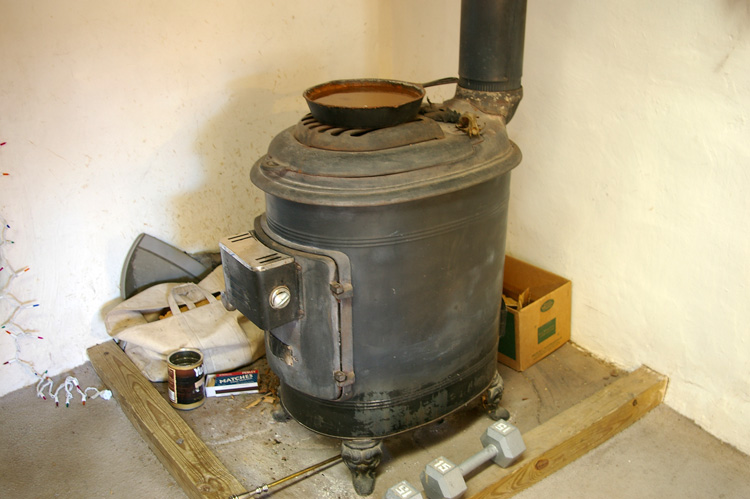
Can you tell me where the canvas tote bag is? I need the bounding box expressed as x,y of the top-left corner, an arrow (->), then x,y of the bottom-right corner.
105,266 -> 264,382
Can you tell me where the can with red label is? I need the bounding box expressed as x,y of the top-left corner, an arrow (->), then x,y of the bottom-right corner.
167,348 -> 205,410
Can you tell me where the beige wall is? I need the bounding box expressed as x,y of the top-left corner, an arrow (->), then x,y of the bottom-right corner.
2,0 -> 748,455
0,0 -> 382,393
509,0 -> 750,455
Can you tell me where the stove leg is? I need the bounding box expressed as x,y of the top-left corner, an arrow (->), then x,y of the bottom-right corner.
271,403 -> 292,422
485,371 -> 510,421
341,439 -> 383,496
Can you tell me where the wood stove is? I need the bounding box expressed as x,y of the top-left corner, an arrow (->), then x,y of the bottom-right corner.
220,0 -> 527,494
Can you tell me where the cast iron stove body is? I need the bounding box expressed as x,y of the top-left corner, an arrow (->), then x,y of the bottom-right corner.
242,106 -> 519,438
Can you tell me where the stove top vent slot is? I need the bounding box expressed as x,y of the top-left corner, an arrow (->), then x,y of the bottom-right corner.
294,114 -> 444,152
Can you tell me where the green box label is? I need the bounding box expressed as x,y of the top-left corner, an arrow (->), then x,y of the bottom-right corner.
498,313 -> 516,360
538,318 -> 556,344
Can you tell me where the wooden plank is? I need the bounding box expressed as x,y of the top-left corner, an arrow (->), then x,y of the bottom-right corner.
467,365 -> 668,499
87,340 -> 247,499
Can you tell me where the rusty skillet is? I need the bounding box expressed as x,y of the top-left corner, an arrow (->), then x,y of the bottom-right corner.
303,77 -> 457,129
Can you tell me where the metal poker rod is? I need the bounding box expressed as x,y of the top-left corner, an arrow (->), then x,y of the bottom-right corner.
229,454 -> 343,498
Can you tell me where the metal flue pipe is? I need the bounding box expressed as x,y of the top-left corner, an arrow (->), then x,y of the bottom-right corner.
458,0 -> 527,92
455,0 -> 527,121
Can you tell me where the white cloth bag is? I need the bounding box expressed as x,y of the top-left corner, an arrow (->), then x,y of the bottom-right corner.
105,266 -> 264,382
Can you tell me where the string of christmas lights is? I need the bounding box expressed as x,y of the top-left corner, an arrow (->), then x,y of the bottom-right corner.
36,374 -> 112,407
0,216 -> 42,376
1,142 -> 111,406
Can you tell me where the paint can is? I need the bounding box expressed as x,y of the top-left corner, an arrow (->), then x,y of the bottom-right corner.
167,348 -> 205,410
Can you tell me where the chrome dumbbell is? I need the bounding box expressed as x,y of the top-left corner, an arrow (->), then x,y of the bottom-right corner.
419,420 -> 525,499
384,480 -> 424,499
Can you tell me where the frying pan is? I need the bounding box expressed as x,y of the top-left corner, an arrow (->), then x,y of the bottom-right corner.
303,77 -> 457,129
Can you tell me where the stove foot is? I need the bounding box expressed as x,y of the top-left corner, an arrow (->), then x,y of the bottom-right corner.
485,371 -> 510,420
341,439 -> 383,496
271,403 -> 292,422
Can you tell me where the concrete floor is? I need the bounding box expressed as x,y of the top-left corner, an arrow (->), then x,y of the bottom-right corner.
2,355 -> 749,498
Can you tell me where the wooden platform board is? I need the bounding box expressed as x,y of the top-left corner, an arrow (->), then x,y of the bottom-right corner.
88,341 -> 246,499
88,341 -> 666,499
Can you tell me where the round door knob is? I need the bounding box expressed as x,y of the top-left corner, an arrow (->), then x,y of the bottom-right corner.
269,286 -> 291,309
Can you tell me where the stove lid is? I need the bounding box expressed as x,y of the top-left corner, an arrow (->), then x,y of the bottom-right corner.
251,112 -> 520,207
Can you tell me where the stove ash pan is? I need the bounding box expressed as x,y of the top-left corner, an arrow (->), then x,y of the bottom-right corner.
221,115 -> 520,439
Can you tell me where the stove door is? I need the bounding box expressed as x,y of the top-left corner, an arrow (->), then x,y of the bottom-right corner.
255,217 -> 354,401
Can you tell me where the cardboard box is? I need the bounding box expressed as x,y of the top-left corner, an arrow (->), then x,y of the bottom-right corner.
497,256 -> 571,371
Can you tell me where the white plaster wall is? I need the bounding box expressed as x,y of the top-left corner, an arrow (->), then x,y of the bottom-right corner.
3,0 -> 749,456
506,1 -> 750,454
0,0 -> 382,395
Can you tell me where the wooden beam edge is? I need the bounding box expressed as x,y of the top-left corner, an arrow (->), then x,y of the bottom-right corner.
88,340 -> 247,499
468,365 -> 668,499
